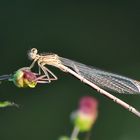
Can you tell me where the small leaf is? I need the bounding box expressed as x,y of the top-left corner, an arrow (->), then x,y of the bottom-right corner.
0,101 -> 19,108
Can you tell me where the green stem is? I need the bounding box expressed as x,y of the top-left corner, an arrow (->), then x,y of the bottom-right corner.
70,126 -> 79,140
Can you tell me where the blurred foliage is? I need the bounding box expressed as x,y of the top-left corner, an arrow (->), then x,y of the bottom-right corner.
0,101 -> 18,108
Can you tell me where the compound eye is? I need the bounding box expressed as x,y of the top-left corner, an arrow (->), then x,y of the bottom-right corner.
31,48 -> 38,54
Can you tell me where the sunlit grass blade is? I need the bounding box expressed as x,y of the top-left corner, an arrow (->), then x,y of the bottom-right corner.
0,101 -> 19,108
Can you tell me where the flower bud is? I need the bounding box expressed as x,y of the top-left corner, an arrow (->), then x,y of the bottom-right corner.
72,96 -> 98,132
10,69 -> 37,88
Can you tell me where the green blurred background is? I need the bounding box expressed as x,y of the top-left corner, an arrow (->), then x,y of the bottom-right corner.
0,1 -> 140,140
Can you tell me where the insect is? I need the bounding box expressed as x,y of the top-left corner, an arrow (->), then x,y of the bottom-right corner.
27,48 -> 140,117
0,67 -> 54,108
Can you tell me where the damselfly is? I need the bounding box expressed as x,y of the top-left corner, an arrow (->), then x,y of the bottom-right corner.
28,48 -> 140,117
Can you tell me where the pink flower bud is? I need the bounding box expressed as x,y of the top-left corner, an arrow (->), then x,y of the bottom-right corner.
79,96 -> 98,115
22,70 -> 37,82
72,96 -> 98,132
11,69 -> 37,88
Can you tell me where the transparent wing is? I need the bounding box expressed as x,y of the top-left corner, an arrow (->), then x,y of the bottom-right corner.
60,57 -> 140,94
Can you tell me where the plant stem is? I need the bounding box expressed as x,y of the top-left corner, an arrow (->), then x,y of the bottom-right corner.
70,126 -> 79,140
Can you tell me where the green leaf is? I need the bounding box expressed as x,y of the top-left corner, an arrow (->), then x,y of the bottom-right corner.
0,101 -> 18,108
